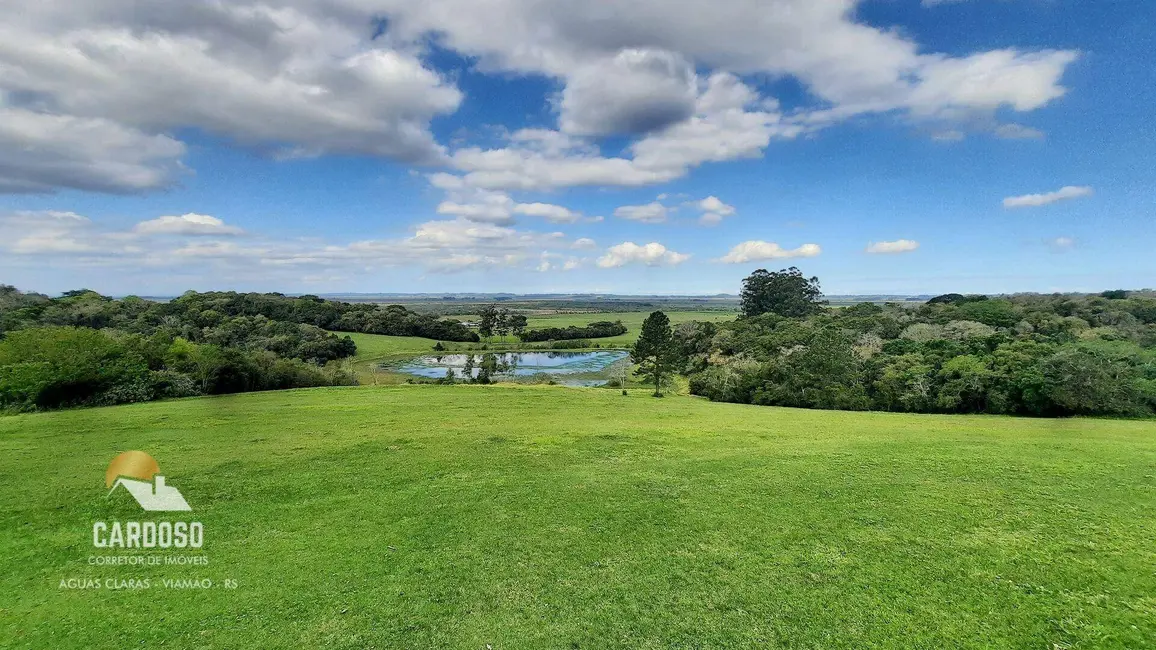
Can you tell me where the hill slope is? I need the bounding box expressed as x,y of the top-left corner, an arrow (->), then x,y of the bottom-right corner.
2,386 -> 1154,648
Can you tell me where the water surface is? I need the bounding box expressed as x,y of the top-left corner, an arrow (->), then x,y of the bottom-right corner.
394,350 -> 629,386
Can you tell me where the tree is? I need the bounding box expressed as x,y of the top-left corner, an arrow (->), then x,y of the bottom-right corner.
478,304 -> 499,339
508,314 -> 528,337
476,353 -> 498,384
740,267 -> 825,318
632,311 -> 677,397
495,308 -> 511,339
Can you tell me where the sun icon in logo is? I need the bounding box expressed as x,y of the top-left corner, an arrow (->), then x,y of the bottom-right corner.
105,451 -> 192,511
105,450 -> 161,489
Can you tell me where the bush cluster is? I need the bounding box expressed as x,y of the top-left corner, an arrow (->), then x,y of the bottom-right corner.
681,292 -> 1156,417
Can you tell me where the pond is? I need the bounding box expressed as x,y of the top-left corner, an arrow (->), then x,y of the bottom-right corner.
392,350 -> 630,386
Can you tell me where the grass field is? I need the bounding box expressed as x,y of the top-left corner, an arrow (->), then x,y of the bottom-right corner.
2,385 -> 1154,648
522,310 -> 735,346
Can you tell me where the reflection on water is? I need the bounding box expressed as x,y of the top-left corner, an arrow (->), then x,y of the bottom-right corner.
394,350 -> 629,386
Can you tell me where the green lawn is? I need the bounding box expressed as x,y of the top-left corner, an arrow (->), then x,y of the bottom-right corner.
2,385 -> 1154,648
344,331 -> 442,358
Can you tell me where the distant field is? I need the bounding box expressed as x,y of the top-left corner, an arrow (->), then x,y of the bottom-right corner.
343,331 -> 441,358
2,385 -> 1153,648
522,310 -> 735,345
340,310 -> 739,369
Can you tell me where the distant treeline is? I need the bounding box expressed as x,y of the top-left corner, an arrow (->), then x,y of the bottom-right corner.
168,291 -> 479,342
673,272 -> 1156,418
519,321 -> 627,343
0,287 -> 475,412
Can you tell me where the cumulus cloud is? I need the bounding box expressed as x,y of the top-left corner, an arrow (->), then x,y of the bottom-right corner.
0,108 -> 186,194
866,239 -> 920,254
597,242 -> 690,268
134,214 -> 244,236
447,74 -> 802,192
696,196 -> 737,216
0,1 -> 462,193
571,238 -> 597,250
513,202 -> 582,224
432,184 -> 585,225
718,241 -> 821,264
0,0 -> 1079,195
559,49 -> 697,136
614,202 -> 670,224
1003,186 -> 1093,209
436,191 -> 517,225
1,210 -> 100,254
381,1 -> 1076,136
691,195 -> 736,225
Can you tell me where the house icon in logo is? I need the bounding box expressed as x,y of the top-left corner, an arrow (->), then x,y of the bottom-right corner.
109,475 -> 192,512
106,451 -> 192,512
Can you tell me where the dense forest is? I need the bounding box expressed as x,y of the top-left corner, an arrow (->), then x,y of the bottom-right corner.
674,269 -> 1156,417
0,287 -> 473,411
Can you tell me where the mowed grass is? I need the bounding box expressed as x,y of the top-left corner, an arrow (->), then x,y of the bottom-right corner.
343,331 -> 440,358
2,386 -> 1155,649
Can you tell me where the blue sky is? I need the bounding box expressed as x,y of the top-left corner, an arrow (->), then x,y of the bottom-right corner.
0,0 -> 1152,296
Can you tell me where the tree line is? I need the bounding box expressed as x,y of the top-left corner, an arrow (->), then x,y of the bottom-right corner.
474,304 -> 626,342
518,321 -> 627,343
630,269 -> 1156,417
0,287 -> 474,411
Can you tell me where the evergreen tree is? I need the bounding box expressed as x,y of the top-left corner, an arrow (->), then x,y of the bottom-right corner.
632,311 -> 677,397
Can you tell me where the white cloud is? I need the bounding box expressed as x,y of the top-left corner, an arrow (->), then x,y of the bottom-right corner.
571,237 -> 597,250
719,241 -> 822,264
0,0 -> 1079,195
906,50 -> 1077,116
696,196 -> 736,216
692,194 -> 736,226
431,183 -> 585,225
134,214 -> 244,236
449,144 -> 682,192
4,210 -> 96,254
1047,236 -> 1076,250
0,108 -> 186,194
436,191 -> 517,225
994,123 -> 1045,140
559,49 -> 697,136
447,74 -> 802,192
931,130 -> 966,143
597,242 -> 690,268
379,1 -> 1075,125
0,2 -> 463,193
866,239 -> 920,254
1003,186 -> 1093,209
513,202 -> 582,224
0,207 -> 584,279
614,202 -> 669,224
630,74 -> 802,172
